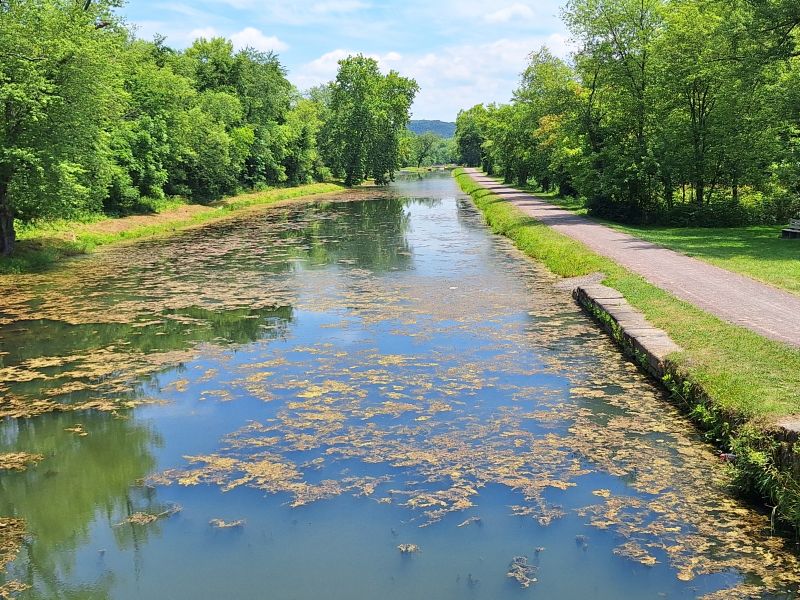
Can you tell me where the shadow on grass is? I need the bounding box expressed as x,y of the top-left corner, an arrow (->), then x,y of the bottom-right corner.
615,225 -> 799,265
0,238 -> 92,275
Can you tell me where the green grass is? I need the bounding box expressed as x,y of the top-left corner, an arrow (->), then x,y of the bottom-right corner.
609,224 -> 800,295
498,176 -> 800,296
1,182 -> 345,274
456,167 -> 800,527
455,169 -> 800,419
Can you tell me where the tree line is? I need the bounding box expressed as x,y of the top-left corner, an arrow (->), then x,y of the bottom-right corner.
403,131 -> 457,169
456,0 -> 800,226
0,0 -> 418,256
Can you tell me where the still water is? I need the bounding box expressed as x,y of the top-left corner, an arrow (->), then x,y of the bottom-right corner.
0,173 -> 798,599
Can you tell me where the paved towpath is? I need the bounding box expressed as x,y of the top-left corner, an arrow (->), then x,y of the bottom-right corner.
463,168 -> 800,348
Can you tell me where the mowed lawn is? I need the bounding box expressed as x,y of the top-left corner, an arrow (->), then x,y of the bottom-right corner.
610,224 -> 800,296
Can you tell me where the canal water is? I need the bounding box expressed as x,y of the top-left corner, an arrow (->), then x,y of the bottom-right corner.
0,173 -> 798,599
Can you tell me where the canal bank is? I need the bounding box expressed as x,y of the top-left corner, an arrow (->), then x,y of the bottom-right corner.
0,182 -> 346,275
2,172 -> 799,597
454,167 -> 800,533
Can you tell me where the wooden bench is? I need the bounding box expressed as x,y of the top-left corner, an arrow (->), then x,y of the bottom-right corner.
782,218 -> 800,239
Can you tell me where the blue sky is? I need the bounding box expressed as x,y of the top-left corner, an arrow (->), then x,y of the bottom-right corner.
120,0 -> 570,121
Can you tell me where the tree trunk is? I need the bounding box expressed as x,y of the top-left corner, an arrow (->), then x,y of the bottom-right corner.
663,173 -> 674,210
0,204 -> 15,257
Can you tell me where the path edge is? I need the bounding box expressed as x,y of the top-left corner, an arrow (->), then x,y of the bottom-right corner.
454,167 -> 800,533
573,284 -> 681,380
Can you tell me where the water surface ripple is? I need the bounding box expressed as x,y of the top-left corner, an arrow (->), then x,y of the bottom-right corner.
1,173 -> 798,599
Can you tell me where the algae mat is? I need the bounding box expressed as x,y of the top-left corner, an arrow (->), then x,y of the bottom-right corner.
0,173 -> 797,599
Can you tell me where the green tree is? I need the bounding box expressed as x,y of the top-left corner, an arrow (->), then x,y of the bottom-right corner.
370,70 -> 418,183
409,132 -> 441,168
173,38 -> 294,194
323,55 -> 417,186
455,105 -> 487,167
280,98 -> 323,185
455,0 -> 798,226
432,137 -> 457,165
232,48 -> 292,187
513,47 -> 579,193
746,0 -> 800,60
0,0 -> 125,255
105,38 -> 196,213
481,103 -> 533,184
565,0 -> 663,220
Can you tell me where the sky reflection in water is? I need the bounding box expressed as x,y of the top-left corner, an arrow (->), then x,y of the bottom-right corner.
0,173 -> 798,599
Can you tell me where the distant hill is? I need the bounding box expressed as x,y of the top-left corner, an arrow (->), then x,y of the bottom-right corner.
408,120 -> 456,138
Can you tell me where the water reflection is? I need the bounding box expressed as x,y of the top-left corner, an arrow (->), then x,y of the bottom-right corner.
0,173 -> 798,599
0,411 -> 157,598
0,306 -> 293,417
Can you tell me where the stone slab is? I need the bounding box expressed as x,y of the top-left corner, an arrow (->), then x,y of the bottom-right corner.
573,284 -> 682,379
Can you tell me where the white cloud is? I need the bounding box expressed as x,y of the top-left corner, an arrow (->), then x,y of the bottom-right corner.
304,49 -> 352,77
292,48 -> 404,89
187,26 -> 219,41
486,3 -> 536,23
176,26 -> 288,52
230,27 -> 289,52
377,34 -> 572,120
311,1 -> 370,14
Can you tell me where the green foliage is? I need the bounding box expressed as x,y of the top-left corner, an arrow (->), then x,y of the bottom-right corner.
0,3 -> 420,255
280,99 -> 324,185
729,425 -> 800,532
455,0 -> 800,227
405,132 -> 455,168
455,105 -> 488,168
321,55 -> 418,186
0,0 -> 125,254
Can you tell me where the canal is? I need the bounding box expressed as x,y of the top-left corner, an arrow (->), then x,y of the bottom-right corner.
0,172 -> 797,598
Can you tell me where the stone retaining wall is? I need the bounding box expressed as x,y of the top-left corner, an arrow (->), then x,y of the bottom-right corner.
572,284 -> 681,379
574,283 -> 800,484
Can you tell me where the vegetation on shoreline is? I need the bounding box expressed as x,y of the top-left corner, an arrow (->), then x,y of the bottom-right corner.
0,1 -> 417,257
402,132 -> 457,169
455,0 -> 800,228
0,182 -> 343,274
455,168 -> 800,529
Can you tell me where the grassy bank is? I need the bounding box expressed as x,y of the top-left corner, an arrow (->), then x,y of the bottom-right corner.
1,182 -> 345,274
502,178 -> 800,296
455,168 -> 800,528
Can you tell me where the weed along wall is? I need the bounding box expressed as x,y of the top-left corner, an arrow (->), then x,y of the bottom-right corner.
3,173 -> 800,597
572,284 -> 681,380
453,167 -> 800,535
